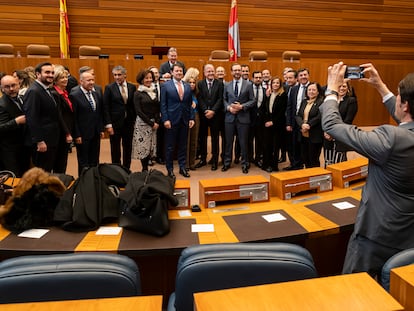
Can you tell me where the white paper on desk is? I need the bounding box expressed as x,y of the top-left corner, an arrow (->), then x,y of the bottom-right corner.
191,224 -> 215,232
262,213 -> 287,223
333,201 -> 356,210
96,226 -> 122,235
18,228 -> 49,239
178,210 -> 192,217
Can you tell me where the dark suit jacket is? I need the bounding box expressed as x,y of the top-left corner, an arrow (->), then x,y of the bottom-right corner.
103,81 -> 137,129
264,91 -> 288,128
286,83 -> 309,127
223,79 -> 255,124
295,97 -> 324,143
0,95 -> 25,150
70,86 -> 104,140
197,79 -> 224,114
23,81 -> 61,147
321,95 -> 414,249
160,79 -> 194,127
159,61 -> 186,77
251,84 -> 267,126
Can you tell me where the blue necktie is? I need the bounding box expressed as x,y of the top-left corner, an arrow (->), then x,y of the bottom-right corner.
86,91 -> 95,111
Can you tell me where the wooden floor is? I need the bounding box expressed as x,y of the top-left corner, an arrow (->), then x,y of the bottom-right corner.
66,137 -> 364,205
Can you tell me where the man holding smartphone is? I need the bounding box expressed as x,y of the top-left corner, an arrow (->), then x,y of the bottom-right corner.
321,62 -> 414,278
222,63 -> 255,174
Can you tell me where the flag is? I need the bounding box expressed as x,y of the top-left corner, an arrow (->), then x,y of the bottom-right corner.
59,0 -> 70,58
228,0 -> 240,62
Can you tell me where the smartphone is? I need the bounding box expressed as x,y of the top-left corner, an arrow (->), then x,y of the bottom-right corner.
345,66 -> 364,79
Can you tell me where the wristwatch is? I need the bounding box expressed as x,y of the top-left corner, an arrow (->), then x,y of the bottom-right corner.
325,89 -> 339,97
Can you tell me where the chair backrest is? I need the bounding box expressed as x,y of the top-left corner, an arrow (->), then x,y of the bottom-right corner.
168,243 -> 318,311
249,50 -> 268,61
380,248 -> 414,291
79,45 -> 102,59
282,50 -> 301,63
0,44 -> 14,58
26,44 -> 51,58
0,252 -> 141,303
209,50 -> 230,61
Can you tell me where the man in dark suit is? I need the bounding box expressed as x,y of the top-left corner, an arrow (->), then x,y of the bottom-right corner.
322,61 -> 414,278
70,70 -> 104,176
222,63 -> 255,174
285,68 -> 309,170
160,64 -> 194,178
0,75 -> 30,176
249,71 -> 267,167
24,62 -> 61,172
159,47 -> 186,81
103,65 -> 136,169
196,64 -> 224,171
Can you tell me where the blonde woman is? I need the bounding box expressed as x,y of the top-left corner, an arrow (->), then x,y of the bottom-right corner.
182,67 -> 200,170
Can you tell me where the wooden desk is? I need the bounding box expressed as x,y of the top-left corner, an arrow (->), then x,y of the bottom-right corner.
1,295 -> 163,311
194,273 -> 403,311
390,264 -> 414,310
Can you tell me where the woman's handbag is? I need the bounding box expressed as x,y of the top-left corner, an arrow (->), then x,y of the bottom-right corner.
118,170 -> 178,237
0,171 -> 15,205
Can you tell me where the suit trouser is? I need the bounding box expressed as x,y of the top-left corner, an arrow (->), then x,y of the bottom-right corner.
287,126 -> 303,168
76,134 -> 101,176
199,114 -> 222,164
32,145 -> 58,173
224,119 -> 249,167
165,123 -> 188,172
109,123 -> 134,169
342,232 -> 401,279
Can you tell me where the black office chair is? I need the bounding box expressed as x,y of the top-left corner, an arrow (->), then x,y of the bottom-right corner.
0,252 -> 141,303
167,242 -> 318,311
380,248 -> 414,291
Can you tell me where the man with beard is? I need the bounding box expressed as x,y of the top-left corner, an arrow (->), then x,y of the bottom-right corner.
24,62 -> 61,172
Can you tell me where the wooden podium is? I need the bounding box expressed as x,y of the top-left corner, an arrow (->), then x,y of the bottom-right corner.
170,180 -> 191,210
199,175 -> 269,208
270,168 -> 332,200
326,157 -> 368,188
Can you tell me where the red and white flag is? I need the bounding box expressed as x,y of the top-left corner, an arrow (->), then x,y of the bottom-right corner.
228,0 -> 240,61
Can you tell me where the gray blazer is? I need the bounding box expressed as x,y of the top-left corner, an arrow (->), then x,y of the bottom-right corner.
320,96 -> 414,249
223,79 -> 255,124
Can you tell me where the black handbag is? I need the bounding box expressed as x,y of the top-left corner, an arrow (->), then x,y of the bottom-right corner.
0,171 -> 15,205
118,170 -> 178,237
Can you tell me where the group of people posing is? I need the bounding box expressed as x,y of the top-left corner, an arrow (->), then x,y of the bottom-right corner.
0,47 -> 358,179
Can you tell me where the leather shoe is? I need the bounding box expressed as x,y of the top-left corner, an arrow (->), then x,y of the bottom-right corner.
167,170 -> 175,179
189,165 -> 196,170
221,165 -> 230,172
156,157 -> 165,165
264,166 -> 272,173
242,166 -> 249,174
211,163 -> 217,171
179,168 -> 190,178
195,160 -> 206,168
